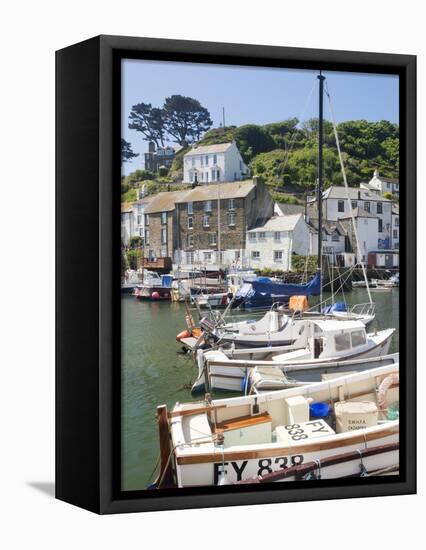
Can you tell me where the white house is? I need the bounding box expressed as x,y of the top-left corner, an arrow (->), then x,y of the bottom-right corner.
183,141 -> 249,184
246,214 -> 311,271
360,169 -> 399,197
392,204 -> 399,249
339,208 -> 380,263
306,220 -> 349,265
120,196 -> 153,245
309,185 -> 393,250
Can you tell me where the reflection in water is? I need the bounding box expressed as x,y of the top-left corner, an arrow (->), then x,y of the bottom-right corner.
121,288 -> 399,491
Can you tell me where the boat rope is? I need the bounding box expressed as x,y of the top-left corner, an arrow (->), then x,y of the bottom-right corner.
357,449 -> 369,477
324,82 -> 372,304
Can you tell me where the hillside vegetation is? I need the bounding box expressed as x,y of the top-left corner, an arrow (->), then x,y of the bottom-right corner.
198,118 -> 399,190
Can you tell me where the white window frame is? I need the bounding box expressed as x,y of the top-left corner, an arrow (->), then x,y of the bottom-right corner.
187,202 -> 193,215
145,229 -> 150,245
187,216 -> 193,230
161,212 -> 167,225
274,231 -> 281,242
208,233 -> 217,246
228,212 -> 236,226
204,200 -> 212,212
248,233 -> 257,242
203,215 -> 210,228
228,198 -> 236,211
161,227 -> 167,245
274,250 -> 283,263
251,251 -> 260,260
258,232 -> 266,241
187,235 -> 194,248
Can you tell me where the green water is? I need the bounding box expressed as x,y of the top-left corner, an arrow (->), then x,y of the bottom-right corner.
121,288 -> 399,491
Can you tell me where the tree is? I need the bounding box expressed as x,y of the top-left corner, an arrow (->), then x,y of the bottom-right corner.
121,139 -> 139,164
128,103 -> 166,147
163,95 -> 212,146
234,124 -> 275,162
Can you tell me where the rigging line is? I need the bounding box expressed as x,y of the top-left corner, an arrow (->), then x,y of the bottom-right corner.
324,82 -> 373,305
274,77 -> 317,183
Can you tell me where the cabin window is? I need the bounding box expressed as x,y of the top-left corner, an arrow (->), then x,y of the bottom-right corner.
334,332 -> 351,351
351,330 -> 366,347
338,200 -> 345,212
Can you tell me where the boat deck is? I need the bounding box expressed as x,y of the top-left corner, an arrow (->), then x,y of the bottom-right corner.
179,337 -> 198,351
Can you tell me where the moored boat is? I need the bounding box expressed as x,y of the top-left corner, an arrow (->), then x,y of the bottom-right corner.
153,365 -> 399,487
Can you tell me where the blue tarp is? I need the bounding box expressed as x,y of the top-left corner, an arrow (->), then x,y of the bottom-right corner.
249,272 -> 321,297
233,272 -> 321,309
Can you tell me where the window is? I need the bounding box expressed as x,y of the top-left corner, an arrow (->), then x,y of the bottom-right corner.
205,172 -> 209,183
161,247 -> 167,258
205,155 -> 209,165
364,202 -> 370,213
211,169 -> 215,181
137,214 -> 142,225
395,217 -> 399,227
139,227 -> 143,237
393,229 -> 398,239
190,172 -> 194,183
187,216 -> 193,230
208,233 -> 217,246
191,157 -> 195,167
258,232 -> 266,241
378,219 -> 383,233
251,251 -> 260,260
203,252 -> 212,262
203,215 -> 210,228
204,200 -> 212,212
228,198 -> 236,211
145,214 -> 150,226
377,202 -> 383,214
334,332 -> 351,351
338,200 -> 345,212
187,202 -> 193,215
216,170 -> 220,180
201,172 -> 204,181
200,156 -> 204,166
145,229 -> 150,245
274,231 -> 281,242
187,235 -> 194,248
274,250 -> 283,262
228,212 -> 236,226
332,231 -> 340,242
161,212 -> 167,225
248,233 -> 256,242
351,200 -> 357,209
161,228 -> 167,245
213,154 -> 217,164
351,330 -> 366,348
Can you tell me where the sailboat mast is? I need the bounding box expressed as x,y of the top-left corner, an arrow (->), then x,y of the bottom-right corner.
317,71 -> 325,310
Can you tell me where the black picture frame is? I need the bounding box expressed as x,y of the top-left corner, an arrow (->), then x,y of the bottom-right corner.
56,34 -> 416,514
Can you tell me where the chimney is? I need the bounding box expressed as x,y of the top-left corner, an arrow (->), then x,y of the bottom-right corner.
148,141 -> 155,153
374,168 -> 379,178
253,175 -> 259,185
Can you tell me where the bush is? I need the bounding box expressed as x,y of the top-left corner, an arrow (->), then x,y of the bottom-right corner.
129,236 -> 143,249
125,249 -> 142,270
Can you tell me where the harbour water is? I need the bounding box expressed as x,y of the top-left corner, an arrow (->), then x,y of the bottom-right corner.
121,288 -> 399,491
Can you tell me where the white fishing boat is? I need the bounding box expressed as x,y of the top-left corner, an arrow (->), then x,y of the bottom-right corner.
154,365 -> 399,487
191,319 -> 395,394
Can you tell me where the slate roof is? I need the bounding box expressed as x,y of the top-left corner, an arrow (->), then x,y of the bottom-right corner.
144,190 -> 192,214
175,180 -> 256,203
184,142 -> 234,156
321,186 -> 392,202
248,214 -> 303,233
340,207 -> 379,219
275,202 -> 305,216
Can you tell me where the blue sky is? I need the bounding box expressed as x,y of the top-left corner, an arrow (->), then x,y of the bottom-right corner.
121,59 -> 399,175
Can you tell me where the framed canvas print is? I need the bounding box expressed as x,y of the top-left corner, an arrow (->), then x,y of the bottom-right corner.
56,35 -> 416,514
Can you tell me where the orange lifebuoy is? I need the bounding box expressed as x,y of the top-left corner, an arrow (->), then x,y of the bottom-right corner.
176,330 -> 190,342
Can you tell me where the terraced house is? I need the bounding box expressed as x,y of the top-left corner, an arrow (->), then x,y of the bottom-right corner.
142,189 -> 192,260
174,178 -> 274,269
